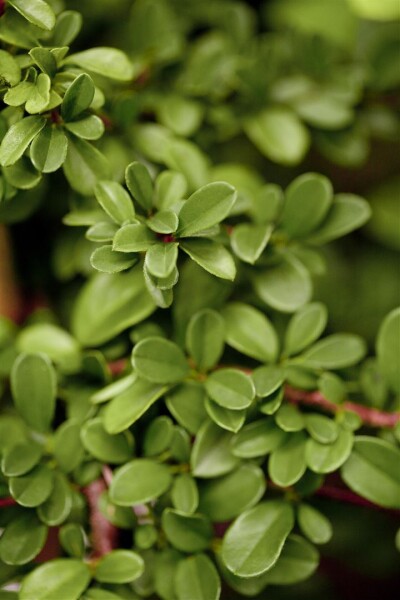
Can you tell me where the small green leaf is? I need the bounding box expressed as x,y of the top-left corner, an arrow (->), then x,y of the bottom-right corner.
91,245 -> 137,273
260,534 -> 319,585
297,504 -> 332,544
199,464 -> 266,522
300,334 -> 366,369
8,0 -> 55,30
284,303 -> 327,356
231,419 -> 288,458
231,223 -> 272,264
155,170 -> 187,210
0,49 -> 21,85
275,404 -> 305,432
178,182 -> 236,237
11,352 -> 56,432
66,47 -> 135,81
54,420 -> 85,473
171,473 -> 199,514
37,471 -> 72,526
269,432 -> 307,486
59,524 -> 85,558
308,194 -> 371,245
254,255 -> 312,313
17,324 -> 81,373
109,459 -> 172,506
282,173 -> 333,238
94,550 -> 144,583
205,398 -> 246,433
166,382 -> 208,435
162,509 -> 212,552
145,242 -> 178,279
113,223 -> 156,252
341,436 -> 400,509
186,309 -> 225,372
9,465 -> 53,507
19,559 -> 91,600
1,441 -> 42,477
175,554 -> 221,600
376,308 -> 400,394
29,47 -> 57,77
181,239 -> 236,281
305,414 -> 339,444
147,210 -> 179,234
143,416 -> 173,457
64,115 -> 105,140
125,161 -> 154,212
244,107 -> 310,165
95,181 -> 135,225
306,428 -> 353,473
191,420 -> 239,478
30,126 -> 68,173
221,500 -> 294,577
205,369 -> 255,410
0,116 -> 46,167
222,302 -> 279,363
252,366 -> 284,398
63,134 -> 111,196
0,513 -> 47,565
81,418 -> 132,463
132,337 -> 189,384
86,221 -> 118,243
61,74 -> 95,122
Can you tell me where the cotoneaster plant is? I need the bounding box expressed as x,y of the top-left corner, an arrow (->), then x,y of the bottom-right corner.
0,1 -> 399,600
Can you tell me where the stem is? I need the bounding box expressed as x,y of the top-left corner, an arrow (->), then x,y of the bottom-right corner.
82,478 -> 118,557
285,385 -> 400,428
0,496 -> 17,508
0,225 -> 23,322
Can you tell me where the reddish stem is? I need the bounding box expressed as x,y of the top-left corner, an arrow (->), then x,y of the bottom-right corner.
285,385 -> 400,428
0,496 -> 17,508
82,478 -> 118,557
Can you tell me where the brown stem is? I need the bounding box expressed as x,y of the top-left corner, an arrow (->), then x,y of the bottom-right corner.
285,385 -> 400,428
0,225 -> 23,322
0,496 -> 17,508
82,478 -> 118,558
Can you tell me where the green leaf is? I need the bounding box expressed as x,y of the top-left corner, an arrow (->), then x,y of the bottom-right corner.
244,107 -> 310,165
162,509 -> 212,552
8,0 -> 55,31
94,550 -> 144,584
180,239 -> 236,281
306,428 -> 353,473
178,182 -> 236,237
95,181 -> 136,225
103,378 -> 166,434
29,47 -> 57,77
81,418 -> 132,463
260,534 -> 319,585
171,473 -> 198,514
275,404 -> 305,432
186,309 -> 225,372
305,414 -> 339,444
90,245 -> 137,273
205,398 -> 246,433
72,268 -> 156,346
231,223 -> 272,264
191,420 -> 239,478
109,459 -> 172,506
347,0 -> 400,20
9,464 -> 53,507
54,420 -> 84,473
17,324 -> 81,373
86,221 -> 118,243
11,352 -> 56,432
164,138 -> 210,192
157,94 -> 203,137
166,382 -> 208,435
125,161 -> 154,212
199,464 -> 266,522
37,471 -> 72,526
254,255 -> 312,313
269,432 -> 307,486
63,134 -> 111,196
25,74 -> 51,114
284,303 -> 327,356
297,504 -> 332,545
0,49 -> 21,85
64,115 -> 105,140
307,194 -> 371,245
147,210 -> 179,234
113,223 -> 156,252
145,243 -> 178,279
318,372 -> 346,403
143,416 -> 174,457
376,308 -> 400,394
155,170 -> 187,210
132,337 -> 189,384
66,47 -> 135,81
20,559 -> 91,600
252,366 -> 284,398
0,116 -> 46,167
231,419 -> 288,458
59,524 -> 85,558
61,74 -> 95,122
221,500 -> 294,577
175,554 -> 221,600
282,173 -> 333,238
30,126 -> 68,173
222,302 -> 279,363
3,157 -> 41,190
0,513 -> 47,565
205,369 -> 255,410
300,334 -> 366,369
341,436 -> 400,509
1,440 -> 42,477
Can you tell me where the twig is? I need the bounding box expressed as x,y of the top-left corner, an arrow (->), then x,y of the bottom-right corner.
285,385 -> 400,428
0,496 -> 17,508
82,478 -> 118,558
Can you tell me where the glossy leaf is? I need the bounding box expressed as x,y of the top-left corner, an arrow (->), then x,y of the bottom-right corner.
231,223 -> 272,264
61,74 -> 95,122
19,559 -> 91,600
186,309 -> 225,372
63,134 -> 111,196
66,47 -> 135,81
110,459 -> 172,505
94,550 -> 144,583
132,337 -> 189,383
8,0 -> 55,30
125,161 -> 154,212
81,418 -> 132,463
175,554 -> 221,600
301,334 -> 366,369
191,420 -> 239,478
306,428 -> 353,474
282,173 -> 333,238
178,182 -> 236,237
9,465 -> 53,507
95,181 -> 135,225
30,126 -> 68,173
269,432 -> 307,486
231,419 -> 288,458
205,368 -> 255,410
180,239 -> 236,281
0,513 -> 47,565
284,303 -> 328,356
297,504 -> 332,544
0,116 -> 46,167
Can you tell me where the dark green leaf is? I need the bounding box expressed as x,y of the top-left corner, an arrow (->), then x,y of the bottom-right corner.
30,126 -> 68,173
171,474 -> 199,514
0,513 -> 47,565
231,419 -> 288,458
162,509 -> 212,552
125,161 -> 154,212
282,173 -> 333,238
0,116 -> 46,167
260,534 -> 319,585
95,181 -> 136,225
110,459 -> 172,506
306,428 -> 353,473
81,418 -> 132,463
61,74 -> 95,122
191,420 -> 239,478
376,308 -> 400,394
63,134 -> 111,196
19,559 -> 91,600
186,309 -> 225,372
